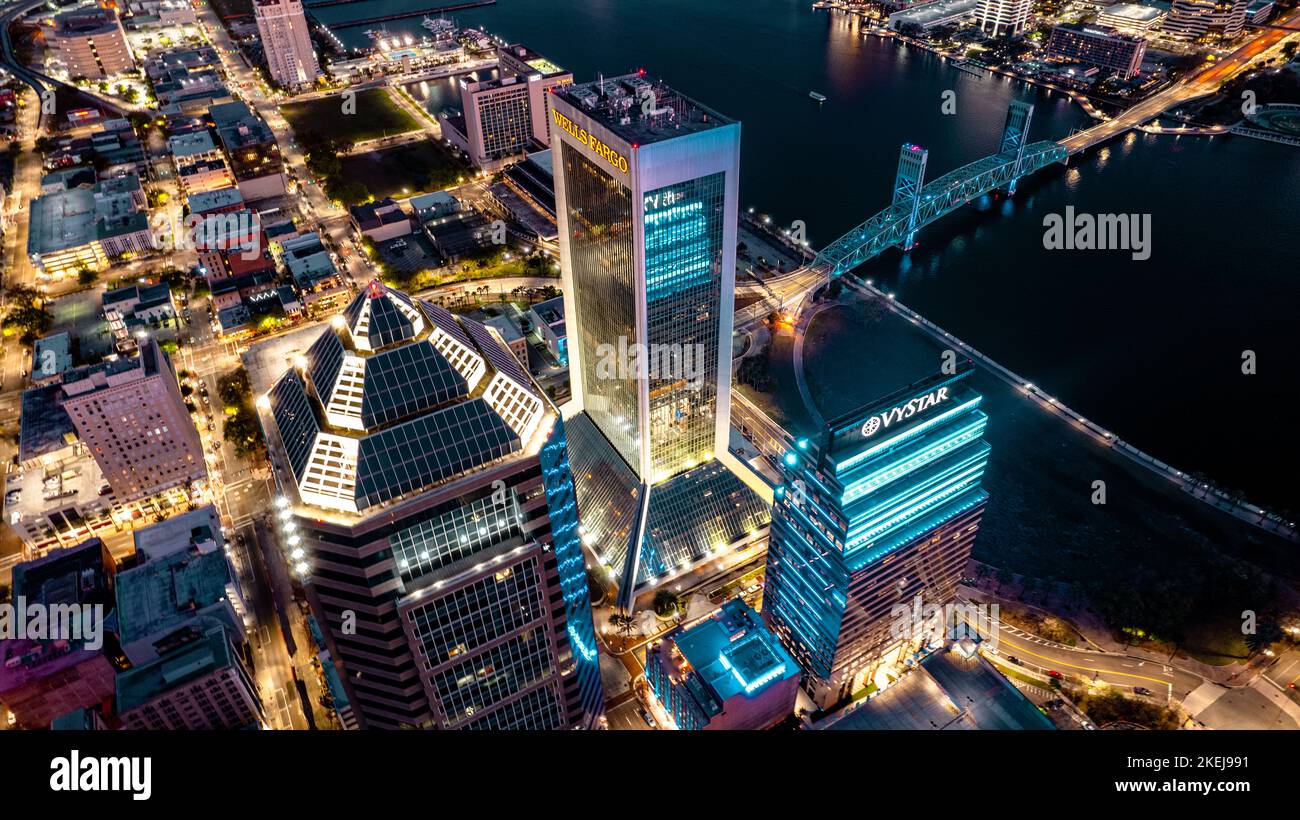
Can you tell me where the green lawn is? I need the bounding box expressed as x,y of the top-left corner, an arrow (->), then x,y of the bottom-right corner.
280,88 -> 420,145
338,139 -> 467,200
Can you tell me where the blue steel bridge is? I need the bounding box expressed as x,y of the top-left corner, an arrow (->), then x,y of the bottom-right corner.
735,100 -> 1069,326
812,99 -> 1067,279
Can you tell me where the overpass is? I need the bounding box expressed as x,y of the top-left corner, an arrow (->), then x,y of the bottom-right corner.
1062,6 -> 1300,154
0,0 -> 143,131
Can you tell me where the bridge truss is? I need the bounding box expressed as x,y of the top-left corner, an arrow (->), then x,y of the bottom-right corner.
812,101 -> 1068,279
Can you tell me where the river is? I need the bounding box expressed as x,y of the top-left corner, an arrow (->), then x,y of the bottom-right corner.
317,0 -> 1300,510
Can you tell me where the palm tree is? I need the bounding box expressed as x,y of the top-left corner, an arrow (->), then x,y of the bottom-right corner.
609,612 -> 636,638
1245,620 -> 1283,656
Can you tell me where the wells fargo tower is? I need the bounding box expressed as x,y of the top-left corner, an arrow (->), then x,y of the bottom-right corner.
550,74 -> 769,610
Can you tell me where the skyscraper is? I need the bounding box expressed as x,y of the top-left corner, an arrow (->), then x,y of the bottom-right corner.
253,0 -> 320,90
60,337 -> 207,504
261,283 -> 604,729
1163,0 -> 1249,41
550,74 -> 770,610
975,0 -> 1032,37
763,362 -> 990,709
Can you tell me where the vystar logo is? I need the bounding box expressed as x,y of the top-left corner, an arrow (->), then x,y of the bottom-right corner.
860,387 -> 950,438
50,750 -> 151,801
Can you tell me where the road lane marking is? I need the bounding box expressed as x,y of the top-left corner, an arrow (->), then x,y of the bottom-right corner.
992,633 -> 1171,685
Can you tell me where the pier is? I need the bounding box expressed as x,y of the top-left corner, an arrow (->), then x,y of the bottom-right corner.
312,0 -> 495,28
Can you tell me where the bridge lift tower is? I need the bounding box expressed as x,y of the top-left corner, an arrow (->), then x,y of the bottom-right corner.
892,143 -> 929,251
1000,100 -> 1034,195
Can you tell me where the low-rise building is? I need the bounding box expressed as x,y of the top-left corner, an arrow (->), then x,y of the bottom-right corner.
888,0 -> 981,31
409,190 -> 460,221
647,599 -> 801,730
485,314 -> 529,369
103,283 -> 177,350
350,197 -> 412,242
28,175 -> 154,278
527,295 -> 566,365
1097,3 -> 1166,33
32,332 -> 74,386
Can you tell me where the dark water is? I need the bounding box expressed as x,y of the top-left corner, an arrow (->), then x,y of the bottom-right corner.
319,0 -> 1300,510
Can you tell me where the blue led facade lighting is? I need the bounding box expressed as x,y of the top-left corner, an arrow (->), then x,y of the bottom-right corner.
540,417 -> 606,727
763,363 -> 990,709
646,599 -> 801,730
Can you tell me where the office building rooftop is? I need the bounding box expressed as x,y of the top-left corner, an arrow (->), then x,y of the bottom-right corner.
669,599 -> 800,705
265,282 -> 551,517
114,622 -> 239,713
554,72 -> 733,145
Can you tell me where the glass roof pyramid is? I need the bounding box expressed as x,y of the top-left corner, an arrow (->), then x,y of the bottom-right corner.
266,282 -> 548,515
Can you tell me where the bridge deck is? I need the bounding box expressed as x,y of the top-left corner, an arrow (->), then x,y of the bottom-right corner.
814,140 -> 1066,277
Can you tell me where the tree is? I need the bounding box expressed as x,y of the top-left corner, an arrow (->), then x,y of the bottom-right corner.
2,301 -> 52,346
608,612 -> 636,637
77,267 -> 98,286
653,589 -> 680,618
1244,619 -> 1283,656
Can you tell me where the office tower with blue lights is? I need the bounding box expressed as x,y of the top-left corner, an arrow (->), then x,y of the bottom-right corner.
550,73 -> 769,611
763,363 -> 990,709
261,283 -> 603,729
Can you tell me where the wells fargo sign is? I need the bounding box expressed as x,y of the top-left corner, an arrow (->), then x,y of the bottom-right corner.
552,109 -> 630,174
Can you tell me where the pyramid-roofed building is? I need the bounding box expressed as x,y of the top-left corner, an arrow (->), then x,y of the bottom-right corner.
266,281 -> 546,515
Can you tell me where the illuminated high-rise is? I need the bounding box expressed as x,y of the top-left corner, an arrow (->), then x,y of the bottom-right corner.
253,0 -> 320,90
763,363 -> 990,709
1163,0 -> 1249,41
975,0 -> 1031,36
550,74 -> 769,610
261,283 -> 604,729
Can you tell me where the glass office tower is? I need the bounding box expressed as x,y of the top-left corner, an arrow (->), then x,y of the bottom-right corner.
552,75 -> 769,609
262,284 -> 604,729
763,363 -> 990,709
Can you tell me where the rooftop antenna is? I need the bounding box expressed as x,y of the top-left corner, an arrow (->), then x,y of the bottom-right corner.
599,72 -> 604,95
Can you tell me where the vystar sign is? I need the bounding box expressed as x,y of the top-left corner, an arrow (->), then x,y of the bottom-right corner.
861,387 -> 950,438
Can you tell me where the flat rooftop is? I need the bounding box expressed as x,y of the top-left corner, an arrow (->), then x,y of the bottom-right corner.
114,623 -> 238,713
827,650 -> 1053,730
670,599 -> 799,704
18,384 -> 75,460
554,73 -> 733,146
741,295 -> 947,442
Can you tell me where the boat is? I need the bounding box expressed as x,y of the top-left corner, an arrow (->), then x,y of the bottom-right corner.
809,91 -> 827,102
423,15 -> 456,36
